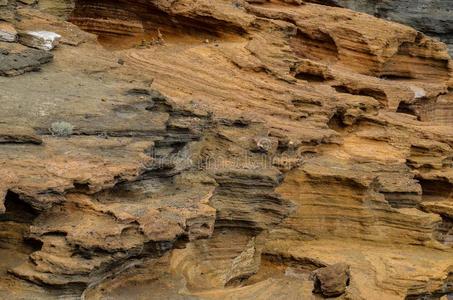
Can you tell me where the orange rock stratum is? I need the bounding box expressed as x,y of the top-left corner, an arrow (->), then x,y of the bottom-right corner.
0,0 -> 452,299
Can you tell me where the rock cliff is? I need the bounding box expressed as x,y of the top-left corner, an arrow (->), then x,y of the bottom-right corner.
312,0 -> 453,56
0,0 -> 452,299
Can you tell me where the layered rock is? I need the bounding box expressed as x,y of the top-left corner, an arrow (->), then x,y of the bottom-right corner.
0,0 -> 452,299
38,0 -> 75,19
0,42 -> 53,76
312,0 -> 453,56
18,31 -> 61,50
0,21 -> 16,41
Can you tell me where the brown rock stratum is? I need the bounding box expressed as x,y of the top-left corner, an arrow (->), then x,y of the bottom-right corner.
0,0 -> 452,299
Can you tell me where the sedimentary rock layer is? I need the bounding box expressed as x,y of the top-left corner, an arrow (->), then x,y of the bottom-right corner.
0,0 -> 452,299
311,0 -> 453,56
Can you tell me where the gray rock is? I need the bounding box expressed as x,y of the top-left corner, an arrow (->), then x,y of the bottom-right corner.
314,0 -> 453,56
0,47 -> 53,76
312,263 -> 351,297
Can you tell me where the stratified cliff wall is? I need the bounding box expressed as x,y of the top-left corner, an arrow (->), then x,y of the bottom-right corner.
313,0 -> 453,56
27,0 -> 453,55
0,1 -> 452,299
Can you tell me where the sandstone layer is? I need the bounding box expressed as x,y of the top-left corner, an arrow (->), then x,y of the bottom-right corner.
0,1 -> 452,300
310,0 -> 453,56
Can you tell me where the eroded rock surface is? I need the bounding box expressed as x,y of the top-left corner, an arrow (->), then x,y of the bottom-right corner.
0,42 -> 53,76
0,0 -> 452,299
311,0 -> 453,56
312,263 -> 350,297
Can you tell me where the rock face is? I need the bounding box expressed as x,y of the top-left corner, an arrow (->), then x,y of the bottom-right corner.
38,0 -> 75,19
0,0 -> 452,300
313,0 -> 453,56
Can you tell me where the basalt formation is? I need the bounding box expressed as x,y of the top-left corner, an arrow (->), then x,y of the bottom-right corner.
0,0 -> 452,299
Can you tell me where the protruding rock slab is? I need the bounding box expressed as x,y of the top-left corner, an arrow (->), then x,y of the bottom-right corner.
421,201 -> 453,219
0,46 -> 53,76
18,30 -> 61,50
0,125 -> 42,144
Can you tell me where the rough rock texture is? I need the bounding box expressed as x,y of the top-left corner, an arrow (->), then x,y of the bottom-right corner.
0,21 -> 17,41
38,0 -> 75,19
0,42 -> 53,76
0,0 -> 452,299
312,263 -> 350,297
316,0 -> 453,56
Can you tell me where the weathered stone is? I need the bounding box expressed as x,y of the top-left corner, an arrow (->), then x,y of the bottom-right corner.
38,0 -> 75,19
313,0 -> 453,56
0,21 -> 16,41
0,46 -> 53,76
18,31 -> 61,50
0,1 -> 452,300
312,263 -> 351,297
0,125 -> 42,144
